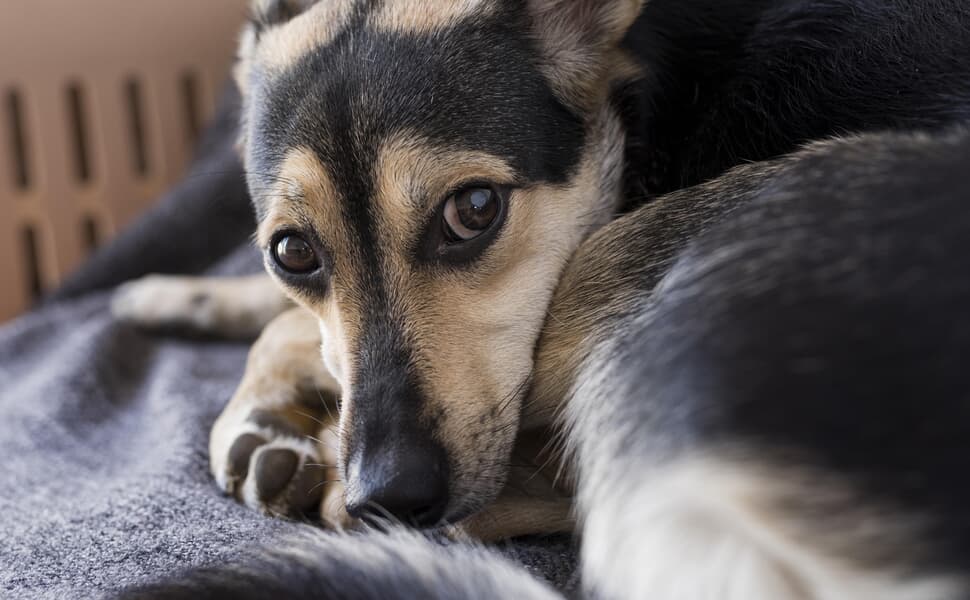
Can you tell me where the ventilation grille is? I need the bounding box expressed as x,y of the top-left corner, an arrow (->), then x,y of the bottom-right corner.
0,0 -> 247,322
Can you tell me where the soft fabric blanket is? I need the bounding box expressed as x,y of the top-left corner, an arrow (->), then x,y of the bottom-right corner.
0,85 -> 576,599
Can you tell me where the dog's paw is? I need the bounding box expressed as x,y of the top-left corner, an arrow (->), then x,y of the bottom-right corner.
212,407 -> 353,527
112,275 -> 219,331
111,274 -> 287,338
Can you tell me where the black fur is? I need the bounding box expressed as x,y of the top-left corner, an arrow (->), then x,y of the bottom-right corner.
673,131 -> 970,572
623,0 -> 970,195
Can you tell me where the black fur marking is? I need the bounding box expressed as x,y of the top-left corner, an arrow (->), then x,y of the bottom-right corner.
252,0 -> 311,33
343,308 -> 449,486
623,0 -> 970,195
188,293 -> 210,308
296,385 -> 338,411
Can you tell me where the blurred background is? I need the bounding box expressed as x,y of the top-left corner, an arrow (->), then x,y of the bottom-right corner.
0,0 -> 248,323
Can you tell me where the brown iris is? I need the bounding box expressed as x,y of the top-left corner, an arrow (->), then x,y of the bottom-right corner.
443,186 -> 500,242
273,234 -> 319,274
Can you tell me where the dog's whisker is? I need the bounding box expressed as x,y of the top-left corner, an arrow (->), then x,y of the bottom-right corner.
364,500 -> 405,529
304,434 -> 340,452
308,478 -> 344,495
318,389 -> 339,422
293,409 -> 328,427
494,376 -> 533,419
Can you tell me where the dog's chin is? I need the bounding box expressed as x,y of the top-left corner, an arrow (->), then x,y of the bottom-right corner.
441,502 -> 486,527
442,468 -> 512,526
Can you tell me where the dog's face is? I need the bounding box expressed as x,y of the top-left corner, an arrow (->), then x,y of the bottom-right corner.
238,0 -> 642,524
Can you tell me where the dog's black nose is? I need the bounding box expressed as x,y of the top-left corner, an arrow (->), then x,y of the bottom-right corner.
345,443 -> 449,528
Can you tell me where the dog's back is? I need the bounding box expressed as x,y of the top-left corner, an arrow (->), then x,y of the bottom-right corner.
564,128 -> 970,599
620,0 -> 970,195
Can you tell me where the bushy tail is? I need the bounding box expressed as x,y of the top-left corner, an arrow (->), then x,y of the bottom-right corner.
118,528 -> 562,600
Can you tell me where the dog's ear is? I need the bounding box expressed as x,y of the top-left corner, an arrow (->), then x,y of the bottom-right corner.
250,0 -> 319,30
528,0 -> 645,47
234,0 -> 319,156
235,0 -> 320,94
527,0 -> 646,109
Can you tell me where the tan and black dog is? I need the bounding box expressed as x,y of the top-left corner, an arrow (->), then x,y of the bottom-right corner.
116,0 -> 642,540
115,0 -> 970,598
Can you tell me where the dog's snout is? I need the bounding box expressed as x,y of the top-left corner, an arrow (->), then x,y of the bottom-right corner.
346,442 -> 449,528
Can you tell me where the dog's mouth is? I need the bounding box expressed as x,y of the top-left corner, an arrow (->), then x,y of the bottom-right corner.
354,504 -> 471,532
340,423 -> 519,531
347,478 -> 503,533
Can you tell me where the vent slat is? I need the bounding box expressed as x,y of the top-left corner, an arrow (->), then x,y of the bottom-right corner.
5,89 -> 31,190
80,213 -> 101,254
20,224 -> 43,302
66,82 -> 92,183
180,70 -> 202,148
124,77 -> 150,177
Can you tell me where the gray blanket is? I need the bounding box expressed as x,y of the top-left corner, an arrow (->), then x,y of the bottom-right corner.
0,85 -> 575,599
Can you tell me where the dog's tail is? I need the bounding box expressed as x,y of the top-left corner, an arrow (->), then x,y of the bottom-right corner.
117,528 -> 563,600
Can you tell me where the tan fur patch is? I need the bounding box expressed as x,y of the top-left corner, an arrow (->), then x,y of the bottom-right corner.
255,147 -> 341,248
368,0 -> 493,34
526,157 -> 792,430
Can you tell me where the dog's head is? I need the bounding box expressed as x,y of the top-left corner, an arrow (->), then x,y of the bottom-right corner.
237,0 -> 643,526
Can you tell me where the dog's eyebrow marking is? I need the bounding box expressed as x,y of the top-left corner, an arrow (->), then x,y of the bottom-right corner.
372,133 -> 518,231
256,147 -> 342,248
368,0 -> 494,34
255,1 -> 357,72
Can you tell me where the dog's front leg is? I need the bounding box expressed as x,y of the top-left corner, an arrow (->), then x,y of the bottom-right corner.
210,306 -> 352,527
112,274 -> 291,338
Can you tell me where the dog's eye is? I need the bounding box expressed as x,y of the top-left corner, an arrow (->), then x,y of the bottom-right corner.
443,186 -> 500,242
273,234 -> 319,274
